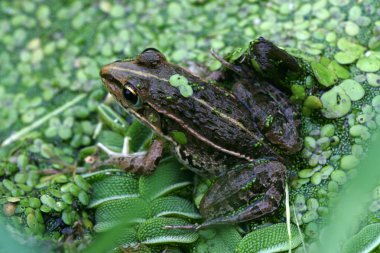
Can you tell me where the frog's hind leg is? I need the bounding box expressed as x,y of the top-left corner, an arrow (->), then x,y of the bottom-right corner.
197,161 -> 286,229
95,137 -> 164,174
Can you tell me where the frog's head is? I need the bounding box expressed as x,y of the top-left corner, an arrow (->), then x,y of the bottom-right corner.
100,48 -> 201,138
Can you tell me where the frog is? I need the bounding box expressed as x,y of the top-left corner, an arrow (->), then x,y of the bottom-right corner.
98,37 -> 303,229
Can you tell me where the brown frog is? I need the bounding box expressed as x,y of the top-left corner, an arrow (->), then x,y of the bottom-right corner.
99,37 -> 303,229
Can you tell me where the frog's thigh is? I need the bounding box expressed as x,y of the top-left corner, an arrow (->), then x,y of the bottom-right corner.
199,161 -> 286,228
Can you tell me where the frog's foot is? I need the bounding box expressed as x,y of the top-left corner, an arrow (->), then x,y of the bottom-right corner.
197,161 -> 286,229
248,37 -> 303,87
95,137 -> 164,174
163,224 -> 200,230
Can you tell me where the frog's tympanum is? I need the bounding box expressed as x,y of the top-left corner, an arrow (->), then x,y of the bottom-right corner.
99,37 -> 303,229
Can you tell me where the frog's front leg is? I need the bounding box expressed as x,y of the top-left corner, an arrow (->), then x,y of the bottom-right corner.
198,161 -> 286,229
95,138 -> 164,174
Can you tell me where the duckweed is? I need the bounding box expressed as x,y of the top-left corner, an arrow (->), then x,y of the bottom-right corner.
305,223 -> 319,238
356,56 -> 380,72
339,79 -> 365,101
304,136 -> 316,150
179,84 -> 194,98
337,38 -> 366,53
340,155 -> 360,170
351,144 -> 364,158
328,61 -> 350,79
320,165 -> 334,180
372,95 -> 380,112
350,124 -> 370,140
299,169 -> 314,178
307,198 -> 319,211
328,181 -> 339,193
169,74 -> 189,87
320,124 -> 335,137
321,86 -> 352,118
303,95 -> 323,110
311,172 -> 322,185
302,210 -> 318,223
368,36 -> 380,50
311,61 -> 337,87
345,21 -> 360,36
29,198 -> 41,208
334,51 -> 358,64
331,170 -> 347,185
367,73 -> 380,87
1,0 -> 380,251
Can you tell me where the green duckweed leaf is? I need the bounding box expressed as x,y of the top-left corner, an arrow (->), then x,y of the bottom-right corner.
328,60 -> 351,79
337,38 -> 366,54
169,74 -> 189,87
311,61 -> 338,87
356,56 -> 380,73
320,86 -> 352,119
338,79 -> 365,101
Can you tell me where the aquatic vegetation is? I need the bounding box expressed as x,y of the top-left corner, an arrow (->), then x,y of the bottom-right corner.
0,0 -> 379,252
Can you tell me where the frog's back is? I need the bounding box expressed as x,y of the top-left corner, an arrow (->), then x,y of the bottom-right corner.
156,80 -> 281,162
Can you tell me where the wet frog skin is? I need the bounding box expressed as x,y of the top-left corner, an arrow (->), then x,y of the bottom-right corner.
99,37 -> 303,229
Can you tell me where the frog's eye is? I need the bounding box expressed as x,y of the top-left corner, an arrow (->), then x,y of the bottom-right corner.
137,48 -> 166,67
123,85 -> 141,107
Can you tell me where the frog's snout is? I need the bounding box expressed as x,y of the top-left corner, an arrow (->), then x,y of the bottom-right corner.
99,64 -> 111,79
99,64 -> 125,95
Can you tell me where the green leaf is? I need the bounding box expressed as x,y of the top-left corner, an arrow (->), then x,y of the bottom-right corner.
94,197 -> 150,232
151,196 -> 201,219
236,223 -> 302,253
89,174 -> 139,208
97,130 -> 124,152
97,104 -> 129,135
343,223 -> 380,253
126,120 -> 152,152
137,217 -> 199,245
311,61 -> 338,87
139,157 -> 193,201
85,222 -> 138,253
